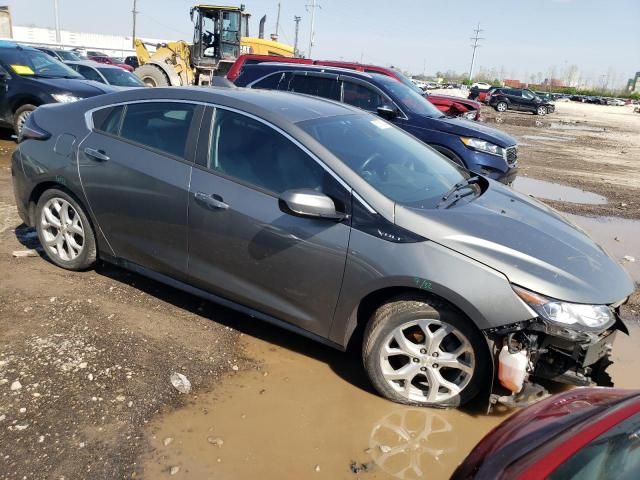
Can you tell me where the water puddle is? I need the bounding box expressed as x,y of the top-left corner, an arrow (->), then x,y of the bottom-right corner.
549,123 -> 605,132
522,134 -> 575,142
512,177 -> 608,205
565,213 -> 640,283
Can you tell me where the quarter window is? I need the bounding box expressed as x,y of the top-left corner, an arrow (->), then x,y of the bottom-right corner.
208,109 -> 329,195
342,81 -> 388,112
119,102 -> 197,158
77,65 -> 104,83
252,72 -> 286,90
92,106 -> 124,135
288,74 -> 340,100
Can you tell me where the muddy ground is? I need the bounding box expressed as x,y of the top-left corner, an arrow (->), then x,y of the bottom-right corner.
0,100 -> 639,480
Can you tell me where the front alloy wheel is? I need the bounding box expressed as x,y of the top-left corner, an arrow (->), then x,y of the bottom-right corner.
363,298 -> 489,407
536,106 -> 547,115
496,102 -> 507,112
379,319 -> 475,404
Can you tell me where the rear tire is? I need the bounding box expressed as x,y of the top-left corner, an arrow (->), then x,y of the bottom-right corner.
495,102 -> 507,113
363,296 -> 490,408
35,189 -> 97,271
135,64 -> 170,87
13,104 -> 37,136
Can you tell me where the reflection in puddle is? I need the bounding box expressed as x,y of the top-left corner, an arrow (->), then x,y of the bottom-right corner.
565,213 -> 640,283
512,177 -> 608,205
549,123 -> 605,132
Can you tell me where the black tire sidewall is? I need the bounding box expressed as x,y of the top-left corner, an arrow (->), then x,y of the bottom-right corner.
13,104 -> 37,136
363,300 -> 490,408
35,188 -> 97,271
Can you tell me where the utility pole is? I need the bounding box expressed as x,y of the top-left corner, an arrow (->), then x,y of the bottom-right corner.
422,58 -> 426,77
293,15 -> 302,57
53,0 -> 61,44
131,0 -> 138,48
274,2 -> 281,39
306,0 -> 321,58
468,23 -> 484,82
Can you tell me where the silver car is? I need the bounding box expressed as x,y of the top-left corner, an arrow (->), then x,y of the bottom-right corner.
11,87 -> 634,408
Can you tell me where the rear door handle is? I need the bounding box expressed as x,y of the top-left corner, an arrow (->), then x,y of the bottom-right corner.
84,147 -> 110,162
194,192 -> 229,210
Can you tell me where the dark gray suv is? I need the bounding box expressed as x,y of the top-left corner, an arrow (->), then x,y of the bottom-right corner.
11,87 -> 634,408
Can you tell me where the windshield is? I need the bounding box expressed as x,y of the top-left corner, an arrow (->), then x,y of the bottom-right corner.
98,68 -> 144,87
300,115 -> 468,208
0,48 -> 82,78
56,50 -> 81,61
372,74 -> 444,118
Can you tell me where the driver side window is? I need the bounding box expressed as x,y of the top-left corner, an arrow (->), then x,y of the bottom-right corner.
208,109 -> 347,209
342,81 -> 388,112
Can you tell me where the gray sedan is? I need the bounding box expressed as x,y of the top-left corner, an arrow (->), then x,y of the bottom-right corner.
65,60 -> 145,88
11,87 -> 634,408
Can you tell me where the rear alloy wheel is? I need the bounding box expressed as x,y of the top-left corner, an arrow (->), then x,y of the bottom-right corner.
496,102 -> 507,112
363,298 -> 489,407
13,104 -> 37,136
536,105 -> 547,116
36,189 -> 97,271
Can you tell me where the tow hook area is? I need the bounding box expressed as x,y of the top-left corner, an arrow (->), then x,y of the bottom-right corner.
491,382 -> 548,409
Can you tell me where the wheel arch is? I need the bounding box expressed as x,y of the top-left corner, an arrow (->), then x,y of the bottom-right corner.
430,144 -> 466,168
10,95 -> 44,114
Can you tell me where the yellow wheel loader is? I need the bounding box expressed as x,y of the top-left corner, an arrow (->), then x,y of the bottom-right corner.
134,4 -> 294,87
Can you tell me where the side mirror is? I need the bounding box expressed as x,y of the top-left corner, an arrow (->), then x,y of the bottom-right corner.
377,104 -> 398,120
279,189 -> 344,221
0,70 -> 10,82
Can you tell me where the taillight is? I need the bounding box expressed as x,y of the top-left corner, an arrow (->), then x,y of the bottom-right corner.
18,113 -> 50,143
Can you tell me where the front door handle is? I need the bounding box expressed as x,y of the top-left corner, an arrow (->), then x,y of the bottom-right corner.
194,192 -> 229,210
84,147 -> 110,161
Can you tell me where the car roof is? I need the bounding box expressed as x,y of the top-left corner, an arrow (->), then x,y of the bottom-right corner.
66,60 -> 121,69
85,86 -> 361,124
243,62 -> 377,79
0,41 -> 39,52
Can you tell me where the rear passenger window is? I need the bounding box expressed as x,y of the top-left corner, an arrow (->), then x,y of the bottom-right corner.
288,74 -> 340,100
93,106 -> 124,135
119,102 -> 196,158
252,72 -> 285,90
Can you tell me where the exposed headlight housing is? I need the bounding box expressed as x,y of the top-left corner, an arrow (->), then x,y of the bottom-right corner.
460,136 -> 505,158
513,285 -> 615,330
51,93 -> 83,103
462,111 -> 476,120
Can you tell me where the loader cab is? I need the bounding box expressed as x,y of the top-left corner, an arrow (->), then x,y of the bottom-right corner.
190,5 -> 245,68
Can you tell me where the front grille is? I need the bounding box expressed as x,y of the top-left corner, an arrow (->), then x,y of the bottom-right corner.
506,146 -> 518,166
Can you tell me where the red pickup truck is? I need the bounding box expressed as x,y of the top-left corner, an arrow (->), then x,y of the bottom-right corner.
227,55 -> 482,120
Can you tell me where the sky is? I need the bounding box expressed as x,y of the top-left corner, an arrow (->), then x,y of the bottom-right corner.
6,0 -> 640,88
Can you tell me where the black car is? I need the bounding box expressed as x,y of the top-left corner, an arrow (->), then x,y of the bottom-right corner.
235,64 -> 519,184
487,88 -> 555,115
124,55 -> 139,70
0,41 -> 117,135
35,47 -> 82,62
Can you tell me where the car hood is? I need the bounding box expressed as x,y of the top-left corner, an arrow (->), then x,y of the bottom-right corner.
394,181 -> 634,305
24,77 -> 117,96
414,114 -> 516,147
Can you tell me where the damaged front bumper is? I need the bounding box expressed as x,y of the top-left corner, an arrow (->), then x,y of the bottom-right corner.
485,310 -> 627,409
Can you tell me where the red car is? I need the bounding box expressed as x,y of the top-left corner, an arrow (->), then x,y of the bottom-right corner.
88,56 -> 134,72
227,55 -> 482,120
452,387 -> 640,480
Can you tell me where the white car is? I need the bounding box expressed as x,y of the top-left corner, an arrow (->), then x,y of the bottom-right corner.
472,82 -> 492,90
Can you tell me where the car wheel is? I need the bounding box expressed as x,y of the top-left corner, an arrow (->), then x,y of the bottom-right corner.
35,188 -> 97,271
13,104 -> 37,136
363,297 -> 489,407
546,107 -> 552,114
495,102 -> 507,112
536,106 -> 547,116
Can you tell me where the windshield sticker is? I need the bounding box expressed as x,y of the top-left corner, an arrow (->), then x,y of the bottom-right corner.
370,119 -> 391,130
11,65 -> 34,75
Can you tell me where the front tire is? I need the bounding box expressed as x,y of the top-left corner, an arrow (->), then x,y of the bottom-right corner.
35,189 -> 97,271
536,106 -> 547,116
363,297 -> 489,408
495,102 -> 507,113
14,104 -> 37,136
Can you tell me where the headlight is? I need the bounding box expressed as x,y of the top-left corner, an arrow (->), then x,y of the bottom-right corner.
513,285 -> 615,330
51,93 -> 82,103
460,137 -> 505,157
462,111 -> 476,120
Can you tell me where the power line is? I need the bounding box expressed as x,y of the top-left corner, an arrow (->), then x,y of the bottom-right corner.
468,23 -> 484,81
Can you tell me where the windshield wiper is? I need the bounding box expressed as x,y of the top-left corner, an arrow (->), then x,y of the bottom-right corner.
438,175 -> 481,208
